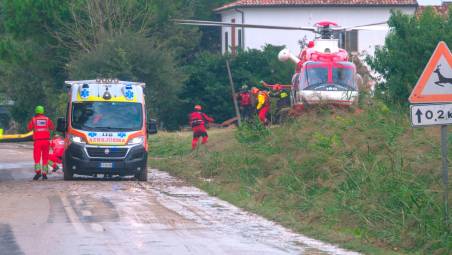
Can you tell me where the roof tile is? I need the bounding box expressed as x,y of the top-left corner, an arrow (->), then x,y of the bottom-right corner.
416,2 -> 450,17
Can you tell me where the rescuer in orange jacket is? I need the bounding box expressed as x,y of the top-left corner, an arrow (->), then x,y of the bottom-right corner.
189,105 -> 214,150
48,135 -> 65,172
27,106 -> 55,180
252,88 -> 270,125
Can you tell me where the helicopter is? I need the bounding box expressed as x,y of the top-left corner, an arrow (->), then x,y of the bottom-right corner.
175,19 -> 387,108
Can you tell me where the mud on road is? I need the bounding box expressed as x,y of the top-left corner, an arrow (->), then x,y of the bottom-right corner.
0,143 -> 360,255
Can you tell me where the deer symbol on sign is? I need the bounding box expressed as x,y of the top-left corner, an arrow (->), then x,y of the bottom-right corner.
434,64 -> 452,87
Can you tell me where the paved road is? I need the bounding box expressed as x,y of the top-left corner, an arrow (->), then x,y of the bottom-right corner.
0,143 -> 359,255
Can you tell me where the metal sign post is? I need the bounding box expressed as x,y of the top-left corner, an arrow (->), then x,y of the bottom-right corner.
440,125 -> 449,229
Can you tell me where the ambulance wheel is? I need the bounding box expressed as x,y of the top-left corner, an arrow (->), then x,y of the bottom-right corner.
63,157 -> 74,180
136,168 -> 148,181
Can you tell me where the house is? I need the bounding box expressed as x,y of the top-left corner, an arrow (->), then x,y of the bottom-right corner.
215,0 -> 418,56
416,1 -> 451,17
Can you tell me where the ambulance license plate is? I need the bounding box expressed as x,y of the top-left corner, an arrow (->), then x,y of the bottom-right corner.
100,162 -> 113,168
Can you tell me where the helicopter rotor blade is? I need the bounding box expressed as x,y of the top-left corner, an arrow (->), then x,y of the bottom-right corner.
174,19 -> 317,32
349,25 -> 389,31
333,21 -> 388,31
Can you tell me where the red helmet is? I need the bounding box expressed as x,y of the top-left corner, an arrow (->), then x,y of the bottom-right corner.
251,87 -> 260,95
308,41 -> 315,48
194,105 -> 202,111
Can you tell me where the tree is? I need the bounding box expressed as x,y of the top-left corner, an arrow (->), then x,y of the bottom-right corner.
190,0 -> 230,52
68,32 -> 184,129
0,0 -> 74,128
0,0 -> 297,129
0,0 -> 202,129
367,8 -> 452,105
0,37 -> 60,128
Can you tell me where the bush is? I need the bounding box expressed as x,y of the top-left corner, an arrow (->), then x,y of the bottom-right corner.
235,121 -> 271,144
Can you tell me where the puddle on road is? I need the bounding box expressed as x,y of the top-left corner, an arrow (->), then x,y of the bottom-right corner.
0,224 -> 24,255
47,195 -> 71,224
0,162 -> 33,170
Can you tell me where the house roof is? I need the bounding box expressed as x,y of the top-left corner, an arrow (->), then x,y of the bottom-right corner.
416,2 -> 450,17
215,0 -> 418,12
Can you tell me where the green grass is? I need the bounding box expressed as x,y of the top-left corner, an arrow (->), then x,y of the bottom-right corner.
149,102 -> 451,255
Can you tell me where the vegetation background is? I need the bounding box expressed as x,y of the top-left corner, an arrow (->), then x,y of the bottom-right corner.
0,1 -> 450,253
0,1 -> 451,130
0,0 -> 291,130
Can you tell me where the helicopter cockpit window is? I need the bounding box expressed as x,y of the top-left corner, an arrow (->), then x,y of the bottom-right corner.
301,62 -> 356,91
332,65 -> 355,90
304,62 -> 328,90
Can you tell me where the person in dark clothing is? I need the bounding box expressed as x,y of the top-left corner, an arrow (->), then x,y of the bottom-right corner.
271,85 -> 291,123
237,85 -> 252,121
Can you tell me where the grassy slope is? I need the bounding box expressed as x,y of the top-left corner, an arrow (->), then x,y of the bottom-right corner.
149,103 -> 451,255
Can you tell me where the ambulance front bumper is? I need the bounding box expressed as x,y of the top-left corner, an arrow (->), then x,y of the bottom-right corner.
65,143 -> 147,176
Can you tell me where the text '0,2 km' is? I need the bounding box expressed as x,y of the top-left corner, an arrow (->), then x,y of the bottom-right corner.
410,103 -> 452,127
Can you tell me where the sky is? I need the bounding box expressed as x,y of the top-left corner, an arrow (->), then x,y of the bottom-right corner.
417,0 -> 443,5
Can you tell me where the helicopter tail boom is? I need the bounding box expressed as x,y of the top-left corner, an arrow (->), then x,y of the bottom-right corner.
278,49 -> 300,65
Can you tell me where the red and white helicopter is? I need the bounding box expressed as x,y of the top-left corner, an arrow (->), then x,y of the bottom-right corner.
175,19 -> 387,108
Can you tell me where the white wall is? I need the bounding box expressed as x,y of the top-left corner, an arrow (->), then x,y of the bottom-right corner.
220,6 -> 416,56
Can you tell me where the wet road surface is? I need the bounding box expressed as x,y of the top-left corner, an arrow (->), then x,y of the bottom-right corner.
0,143 -> 360,255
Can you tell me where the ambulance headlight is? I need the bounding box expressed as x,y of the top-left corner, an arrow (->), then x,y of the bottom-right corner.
128,136 -> 144,145
70,135 -> 86,144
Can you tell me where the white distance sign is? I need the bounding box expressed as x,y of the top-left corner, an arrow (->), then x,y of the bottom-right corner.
410,104 -> 452,127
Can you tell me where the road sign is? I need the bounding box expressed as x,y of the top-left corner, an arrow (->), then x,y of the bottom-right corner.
409,41 -> 452,104
409,41 -> 451,231
410,103 -> 452,127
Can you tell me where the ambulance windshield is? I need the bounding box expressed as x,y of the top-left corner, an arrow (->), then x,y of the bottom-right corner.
72,102 -> 142,132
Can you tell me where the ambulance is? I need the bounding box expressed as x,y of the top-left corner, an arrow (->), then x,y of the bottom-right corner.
57,79 -> 157,181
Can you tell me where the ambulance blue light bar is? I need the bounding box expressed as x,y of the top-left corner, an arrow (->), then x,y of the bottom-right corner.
65,80 -> 146,88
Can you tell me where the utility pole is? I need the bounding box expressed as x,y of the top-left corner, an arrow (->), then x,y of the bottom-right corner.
226,60 -> 241,126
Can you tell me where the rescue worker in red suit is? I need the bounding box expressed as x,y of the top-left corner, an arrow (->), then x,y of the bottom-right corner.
189,105 -> 214,150
27,106 -> 55,180
49,135 -> 65,172
252,88 -> 270,125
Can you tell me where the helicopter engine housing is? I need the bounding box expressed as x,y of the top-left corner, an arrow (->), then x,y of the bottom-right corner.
278,49 -> 300,65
